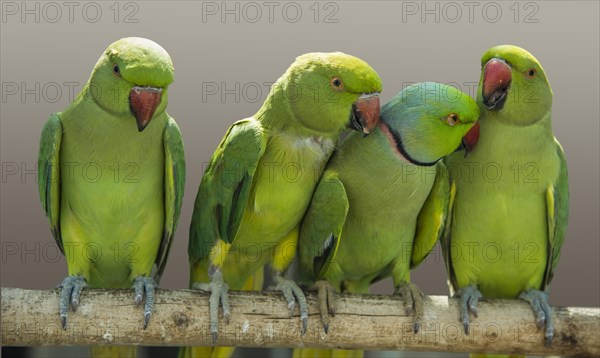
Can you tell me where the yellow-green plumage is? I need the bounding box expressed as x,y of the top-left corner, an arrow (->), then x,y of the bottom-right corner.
297,83 -> 479,358
183,52 -> 382,358
38,37 -> 185,357
443,45 -> 569,357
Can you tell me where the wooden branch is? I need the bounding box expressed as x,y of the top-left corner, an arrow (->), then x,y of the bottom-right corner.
1,287 -> 598,356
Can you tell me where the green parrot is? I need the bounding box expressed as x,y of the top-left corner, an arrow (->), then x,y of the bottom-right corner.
295,83 -> 480,358
443,45 -> 569,355
37,37 -> 185,356
182,52 -> 382,358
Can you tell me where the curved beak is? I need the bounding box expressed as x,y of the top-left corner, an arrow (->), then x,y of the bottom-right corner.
482,59 -> 512,110
348,93 -> 380,135
129,86 -> 163,132
455,122 -> 480,157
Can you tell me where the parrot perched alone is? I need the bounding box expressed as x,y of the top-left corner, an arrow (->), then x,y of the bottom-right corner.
38,37 -> 185,356
295,83 -> 480,358
443,45 -> 569,355
182,52 -> 382,358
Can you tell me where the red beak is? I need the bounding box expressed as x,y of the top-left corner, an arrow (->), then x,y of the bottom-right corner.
461,121 -> 480,155
482,59 -> 512,110
349,93 -> 380,134
129,87 -> 163,132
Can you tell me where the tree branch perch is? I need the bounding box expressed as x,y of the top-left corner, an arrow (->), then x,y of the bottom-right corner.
1,287 -> 598,356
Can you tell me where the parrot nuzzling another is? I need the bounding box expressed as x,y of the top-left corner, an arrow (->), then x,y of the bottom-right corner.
182,52 -> 382,358
443,45 -> 569,357
295,82 -> 480,358
38,37 -> 185,357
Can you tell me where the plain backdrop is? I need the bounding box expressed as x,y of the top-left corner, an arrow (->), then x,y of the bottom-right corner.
1,1 -> 599,357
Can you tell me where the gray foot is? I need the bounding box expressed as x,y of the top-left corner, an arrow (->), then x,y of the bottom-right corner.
395,282 -> 426,334
57,276 -> 86,329
315,280 -> 336,334
519,289 -> 554,346
269,272 -> 308,335
192,269 -> 230,343
133,276 -> 156,329
457,285 -> 482,334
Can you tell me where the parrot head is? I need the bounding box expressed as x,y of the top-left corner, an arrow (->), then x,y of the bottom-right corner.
380,82 -> 480,166
88,37 -> 174,132
261,52 -> 382,136
478,45 -> 552,125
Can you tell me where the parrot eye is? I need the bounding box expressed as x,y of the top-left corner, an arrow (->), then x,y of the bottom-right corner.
444,113 -> 461,126
330,77 -> 344,91
525,68 -> 536,78
113,63 -> 121,77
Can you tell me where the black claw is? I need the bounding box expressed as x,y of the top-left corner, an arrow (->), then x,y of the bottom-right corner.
61,315 -> 67,330
143,312 -> 151,330
323,324 -> 329,334
545,334 -> 553,347
212,332 -> 218,344
301,317 -> 308,336
414,323 -> 421,334
463,323 -> 469,335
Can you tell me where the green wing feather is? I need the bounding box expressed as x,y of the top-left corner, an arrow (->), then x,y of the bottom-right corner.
188,119 -> 267,264
542,138 -> 569,289
154,117 -> 186,282
411,161 -> 450,268
298,170 -> 349,281
38,114 -> 63,253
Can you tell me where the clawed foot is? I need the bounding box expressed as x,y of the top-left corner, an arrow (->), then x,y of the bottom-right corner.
457,285 -> 482,334
315,280 -> 336,333
519,289 -> 554,346
133,276 -> 156,329
268,272 -> 308,335
192,269 -> 230,343
57,275 -> 86,329
395,282 -> 426,333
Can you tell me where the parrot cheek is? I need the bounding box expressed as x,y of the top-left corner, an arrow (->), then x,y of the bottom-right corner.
129,86 -> 163,132
482,59 -> 512,110
349,93 -> 380,134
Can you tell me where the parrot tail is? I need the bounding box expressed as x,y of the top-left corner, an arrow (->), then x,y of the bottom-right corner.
178,266 -> 264,358
90,346 -> 136,358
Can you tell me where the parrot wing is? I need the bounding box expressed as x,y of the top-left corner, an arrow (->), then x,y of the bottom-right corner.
542,138 -> 569,289
298,170 -> 349,281
188,118 -> 267,264
411,161 -> 450,268
153,117 -> 186,282
38,114 -> 63,253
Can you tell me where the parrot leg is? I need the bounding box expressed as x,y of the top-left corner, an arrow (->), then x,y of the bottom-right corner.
519,289 -> 553,346
456,285 -> 482,335
395,282 -> 426,334
192,267 -> 230,343
268,270 -> 308,335
132,276 -> 156,329
315,280 -> 336,334
57,275 -> 86,329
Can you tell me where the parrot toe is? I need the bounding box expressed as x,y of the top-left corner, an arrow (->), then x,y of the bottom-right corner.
519,289 -> 554,346
457,285 -> 482,335
132,276 -> 156,329
192,269 -> 230,343
315,280 -> 336,334
57,275 -> 86,329
395,282 -> 426,334
269,272 -> 309,335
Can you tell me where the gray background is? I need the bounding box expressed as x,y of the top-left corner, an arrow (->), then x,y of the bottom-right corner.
1,1 -> 598,357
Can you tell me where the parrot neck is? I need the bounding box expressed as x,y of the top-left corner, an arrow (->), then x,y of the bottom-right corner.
254,91 -> 339,140
378,122 -> 439,167
477,110 -> 554,157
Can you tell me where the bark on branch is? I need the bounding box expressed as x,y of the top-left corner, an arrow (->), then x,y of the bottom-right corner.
1,287 -> 598,356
